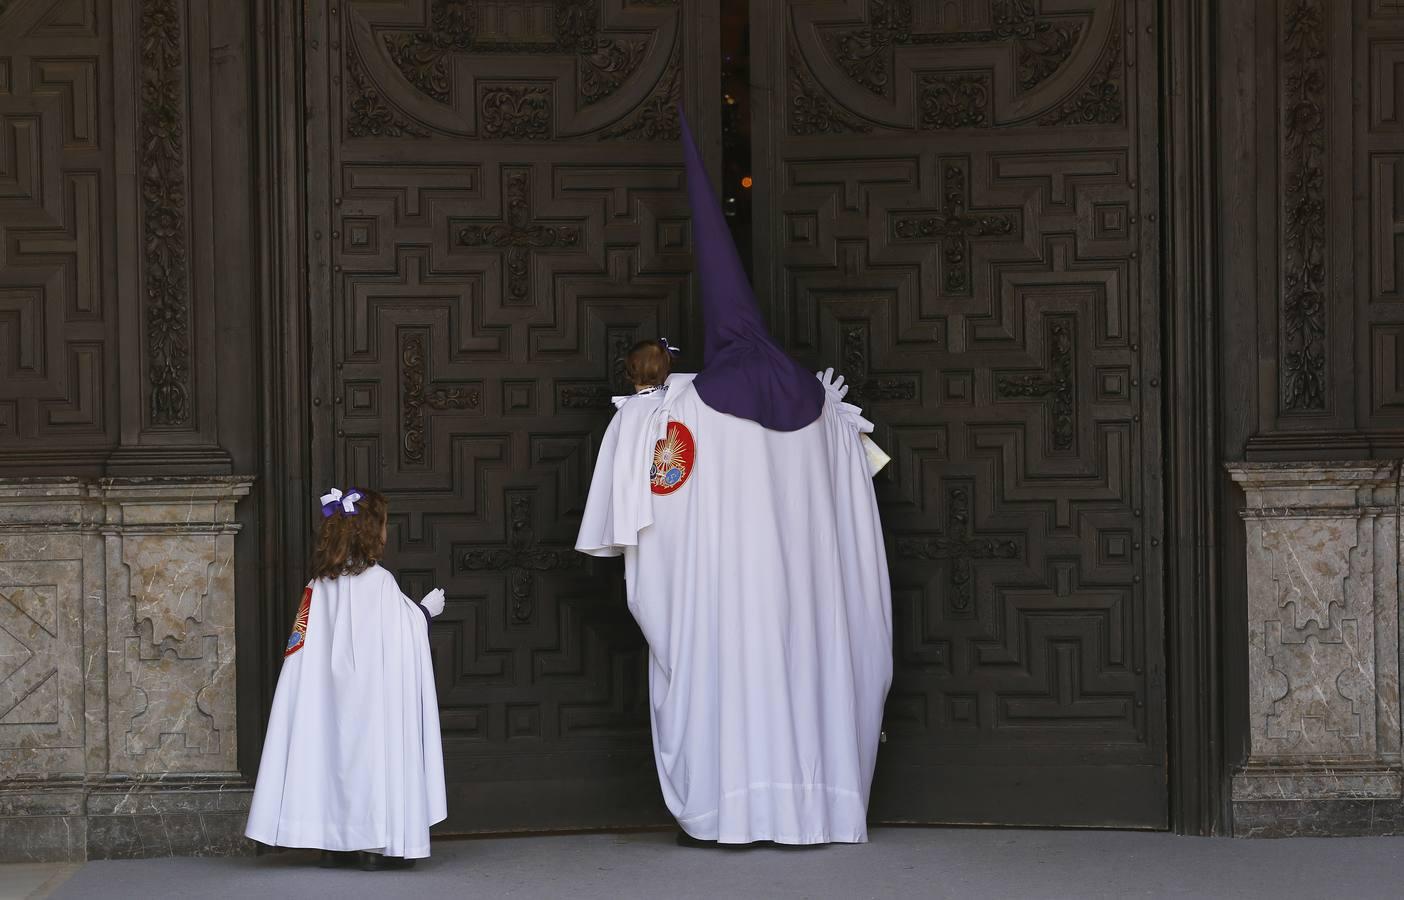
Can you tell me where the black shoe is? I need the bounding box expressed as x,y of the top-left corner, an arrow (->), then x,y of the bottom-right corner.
675,830 -> 721,849
357,851 -> 416,871
318,850 -> 357,868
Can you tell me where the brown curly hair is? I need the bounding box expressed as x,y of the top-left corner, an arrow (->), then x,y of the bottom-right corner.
310,488 -> 388,580
625,339 -> 672,387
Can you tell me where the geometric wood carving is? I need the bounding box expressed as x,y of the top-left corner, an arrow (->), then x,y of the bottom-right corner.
761,0 -> 1167,826
0,0 -> 117,461
306,0 -> 709,831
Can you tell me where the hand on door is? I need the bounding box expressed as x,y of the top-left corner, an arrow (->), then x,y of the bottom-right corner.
421,588 -> 446,618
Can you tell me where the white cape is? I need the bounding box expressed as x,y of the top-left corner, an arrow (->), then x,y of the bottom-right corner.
245,565 -> 447,858
577,374 -> 893,844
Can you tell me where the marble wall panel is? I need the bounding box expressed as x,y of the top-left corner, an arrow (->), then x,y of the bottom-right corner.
1229,461 -> 1404,835
0,477 -> 252,861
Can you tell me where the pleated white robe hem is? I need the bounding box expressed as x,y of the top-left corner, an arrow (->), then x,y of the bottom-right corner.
577,374 -> 893,846
244,566 -> 447,859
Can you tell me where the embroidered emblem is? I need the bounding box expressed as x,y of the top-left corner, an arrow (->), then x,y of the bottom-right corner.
284,586 -> 311,658
651,421 -> 695,495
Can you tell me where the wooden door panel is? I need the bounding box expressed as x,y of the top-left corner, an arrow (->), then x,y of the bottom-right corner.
754,0 -> 1168,827
307,0 -> 714,833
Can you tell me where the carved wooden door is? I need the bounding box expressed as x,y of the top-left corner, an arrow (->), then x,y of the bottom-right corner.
754,0 -> 1169,827
304,0 -> 712,832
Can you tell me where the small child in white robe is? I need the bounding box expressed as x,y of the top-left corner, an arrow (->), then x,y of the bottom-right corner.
245,488 -> 448,871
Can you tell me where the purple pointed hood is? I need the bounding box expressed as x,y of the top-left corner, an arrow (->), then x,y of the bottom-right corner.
680,111 -> 823,432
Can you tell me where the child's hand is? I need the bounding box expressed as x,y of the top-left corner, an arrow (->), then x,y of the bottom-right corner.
421,588 -> 446,618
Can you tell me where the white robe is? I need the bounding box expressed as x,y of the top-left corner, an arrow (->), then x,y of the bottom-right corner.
576,374 -> 893,844
245,565 -> 447,858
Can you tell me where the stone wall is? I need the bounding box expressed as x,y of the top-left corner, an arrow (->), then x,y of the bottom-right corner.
0,477 -> 253,861
1227,461 -> 1404,837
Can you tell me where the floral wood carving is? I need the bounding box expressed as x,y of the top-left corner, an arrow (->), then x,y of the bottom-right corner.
598,53 -> 681,140
1036,26 -> 1122,126
346,43 -> 431,138
918,72 -> 992,130
141,0 -> 192,426
579,38 -> 651,106
819,0 -> 1085,100
1279,0 -> 1328,411
480,85 -> 552,140
789,47 -> 874,136
380,0 -> 652,111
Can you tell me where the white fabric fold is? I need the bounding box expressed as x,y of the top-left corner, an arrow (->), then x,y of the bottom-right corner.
576,371 -> 893,845
245,566 -> 447,858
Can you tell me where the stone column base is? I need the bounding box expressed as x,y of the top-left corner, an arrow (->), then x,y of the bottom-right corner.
0,776 -> 253,862
1227,462 -> 1403,838
1232,763 -> 1404,837
0,478 -> 254,861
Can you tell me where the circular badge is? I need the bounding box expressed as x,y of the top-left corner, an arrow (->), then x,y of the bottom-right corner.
650,421 -> 695,495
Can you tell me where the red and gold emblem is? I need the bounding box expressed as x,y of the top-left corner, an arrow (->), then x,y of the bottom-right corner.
650,421 -> 695,495
284,586 -> 311,658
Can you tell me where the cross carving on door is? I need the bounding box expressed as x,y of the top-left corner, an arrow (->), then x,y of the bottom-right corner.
457,167 -> 581,306
400,331 -> 481,464
995,315 -> 1077,452
894,484 -> 1020,615
892,160 -> 1017,295
461,493 -> 581,623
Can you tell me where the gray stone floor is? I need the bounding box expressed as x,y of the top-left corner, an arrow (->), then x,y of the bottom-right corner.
4,828 -> 1404,899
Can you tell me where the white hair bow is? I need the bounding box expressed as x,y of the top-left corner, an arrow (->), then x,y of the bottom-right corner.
319,487 -> 364,518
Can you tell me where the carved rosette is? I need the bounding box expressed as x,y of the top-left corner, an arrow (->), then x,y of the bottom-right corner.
140,0 -> 192,426
1279,0 -> 1328,412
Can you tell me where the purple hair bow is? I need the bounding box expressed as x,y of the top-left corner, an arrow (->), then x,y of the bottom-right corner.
659,338 -> 680,356
320,487 -> 364,518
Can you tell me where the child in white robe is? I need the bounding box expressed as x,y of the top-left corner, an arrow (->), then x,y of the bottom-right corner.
245,488 -> 448,870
